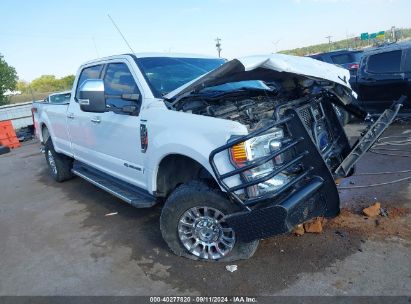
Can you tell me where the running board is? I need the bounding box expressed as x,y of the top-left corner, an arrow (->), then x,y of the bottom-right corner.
335,95 -> 406,177
71,161 -> 156,208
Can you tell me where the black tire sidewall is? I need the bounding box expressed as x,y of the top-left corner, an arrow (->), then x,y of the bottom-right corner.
44,140 -> 58,180
44,139 -> 73,182
160,181 -> 259,262
0,145 -> 10,155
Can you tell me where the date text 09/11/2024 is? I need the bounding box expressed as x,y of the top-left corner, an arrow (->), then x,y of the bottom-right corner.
149,296 -> 258,303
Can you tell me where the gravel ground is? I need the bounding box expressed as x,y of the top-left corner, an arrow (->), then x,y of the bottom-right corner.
0,123 -> 410,296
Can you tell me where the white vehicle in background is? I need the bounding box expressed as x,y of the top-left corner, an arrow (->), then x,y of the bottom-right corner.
32,53 -> 403,261
44,91 -> 71,104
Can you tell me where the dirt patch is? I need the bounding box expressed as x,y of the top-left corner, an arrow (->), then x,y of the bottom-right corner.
327,207 -> 411,240
387,207 -> 409,219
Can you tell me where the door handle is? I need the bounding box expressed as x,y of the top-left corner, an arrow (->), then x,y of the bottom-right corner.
67,113 -> 74,119
91,117 -> 101,124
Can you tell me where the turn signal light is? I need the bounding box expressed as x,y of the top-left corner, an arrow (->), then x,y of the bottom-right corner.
230,142 -> 248,166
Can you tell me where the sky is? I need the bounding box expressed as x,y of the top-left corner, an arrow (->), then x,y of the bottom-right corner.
1,0 -> 410,81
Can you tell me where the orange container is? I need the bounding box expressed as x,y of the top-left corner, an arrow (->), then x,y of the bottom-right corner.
0,121 -> 12,127
0,140 -> 20,149
0,120 -> 20,149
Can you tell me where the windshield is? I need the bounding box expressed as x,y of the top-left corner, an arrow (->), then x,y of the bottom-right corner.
201,80 -> 272,92
352,51 -> 364,62
332,52 -> 363,65
135,57 -> 225,97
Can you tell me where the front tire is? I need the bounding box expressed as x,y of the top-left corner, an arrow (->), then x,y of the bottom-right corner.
44,139 -> 74,182
160,181 -> 259,262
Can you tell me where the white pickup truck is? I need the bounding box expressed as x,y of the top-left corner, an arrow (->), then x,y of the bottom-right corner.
33,53 -> 404,261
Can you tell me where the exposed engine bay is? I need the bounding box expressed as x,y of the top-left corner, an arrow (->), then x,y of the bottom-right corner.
173,79 -> 338,128
171,78 -> 353,174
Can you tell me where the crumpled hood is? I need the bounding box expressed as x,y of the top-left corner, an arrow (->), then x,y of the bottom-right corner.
164,54 -> 353,101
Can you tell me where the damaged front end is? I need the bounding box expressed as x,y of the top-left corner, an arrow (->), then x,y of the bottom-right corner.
166,54 -> 404,242
208,98 -> 347,242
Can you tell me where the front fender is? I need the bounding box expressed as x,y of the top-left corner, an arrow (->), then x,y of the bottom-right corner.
142,108 -> 247,194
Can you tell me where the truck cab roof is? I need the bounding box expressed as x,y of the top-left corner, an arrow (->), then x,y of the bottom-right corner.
82,53 -> 221,66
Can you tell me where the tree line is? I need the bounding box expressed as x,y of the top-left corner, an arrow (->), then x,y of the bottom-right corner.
0,53 -> 18,105
1,52 -> 75,105
17,74 -> 75,95
280,28 -> 411,56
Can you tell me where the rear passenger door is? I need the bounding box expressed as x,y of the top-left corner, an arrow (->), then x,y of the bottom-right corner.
357,50 -> 406,112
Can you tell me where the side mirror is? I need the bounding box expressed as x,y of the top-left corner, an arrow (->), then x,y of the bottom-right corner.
78,79 -> 106,113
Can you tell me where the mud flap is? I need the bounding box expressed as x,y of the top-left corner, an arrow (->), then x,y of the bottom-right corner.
335,95 -> 406,177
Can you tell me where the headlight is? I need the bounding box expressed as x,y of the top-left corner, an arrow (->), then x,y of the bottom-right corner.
229,128 -> 291,197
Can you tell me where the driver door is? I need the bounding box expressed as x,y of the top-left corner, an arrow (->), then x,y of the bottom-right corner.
68,61 -> 147,189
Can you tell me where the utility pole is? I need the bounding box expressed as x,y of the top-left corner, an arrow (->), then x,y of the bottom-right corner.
346,31 -> 350,49
391,26 -> 397,42
325,35 -> 332,51
215,37 -> 222,58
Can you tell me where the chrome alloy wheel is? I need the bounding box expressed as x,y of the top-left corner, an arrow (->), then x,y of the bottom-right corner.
47,150 -> 57,175
178,206 -> 235,260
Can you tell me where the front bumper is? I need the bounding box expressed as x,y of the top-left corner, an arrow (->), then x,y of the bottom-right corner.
225,176 -> 327,242
209,108 -> 341,242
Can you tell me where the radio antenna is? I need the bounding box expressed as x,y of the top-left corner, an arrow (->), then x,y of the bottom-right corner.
107,14 -> 136,54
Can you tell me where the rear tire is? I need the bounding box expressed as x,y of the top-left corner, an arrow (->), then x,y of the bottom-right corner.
160,181 -> 259,262
44,139 -> 74,182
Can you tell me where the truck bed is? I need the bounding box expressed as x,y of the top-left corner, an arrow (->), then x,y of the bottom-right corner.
32,101 -> 70,143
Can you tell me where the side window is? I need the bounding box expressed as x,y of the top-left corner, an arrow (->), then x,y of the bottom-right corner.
50,92 -> 71,104
75,65 -> 103,99
103,63 -> 141,109
366,50 -> 402,74
331,54 -> 352,65
404,48 -> 411,72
